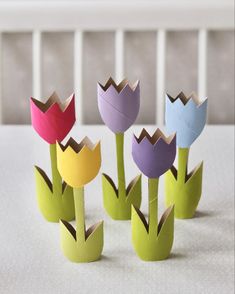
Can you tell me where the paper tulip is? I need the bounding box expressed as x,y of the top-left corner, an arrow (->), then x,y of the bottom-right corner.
131,129 -> 176,261
57,137 -> 103,263
31,92 -> 76,144
97,78 -> 141,220
165,92 -> 207,148
30,92 -> 76,222
57,137 -> 101,188
98,77 -> 140,133
132,129 -> 176,179
165,92 -> 208,218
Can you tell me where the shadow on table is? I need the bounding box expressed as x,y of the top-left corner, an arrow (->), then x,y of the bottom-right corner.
169,252 -> 188,260
194,210 -> 218,218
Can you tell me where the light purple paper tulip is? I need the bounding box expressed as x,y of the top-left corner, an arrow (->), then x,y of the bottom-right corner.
132,129 -> 176,178
97,78 -> 140,133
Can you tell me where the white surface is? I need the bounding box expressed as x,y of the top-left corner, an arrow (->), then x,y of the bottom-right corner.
0,125 -> 234,294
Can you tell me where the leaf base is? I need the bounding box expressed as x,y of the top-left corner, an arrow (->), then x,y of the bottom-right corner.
34,166 -> 75,222
164,163 -> 203,219
60,220 -> 104,263
131,205 -> 174,261
102,173 -> 141,220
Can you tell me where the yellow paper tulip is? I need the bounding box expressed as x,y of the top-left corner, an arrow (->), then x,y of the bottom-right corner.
57,137 -> 101,188
57,137 -> 103,263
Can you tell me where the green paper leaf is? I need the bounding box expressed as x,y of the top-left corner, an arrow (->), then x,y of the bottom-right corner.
126,175 -> 142,206
164,162 -> 203,219
131,205 -> 174,261
60,187 -> 104,263
60,220 -> 104,263
34,166 -> 75,222
102,173 -> 141,220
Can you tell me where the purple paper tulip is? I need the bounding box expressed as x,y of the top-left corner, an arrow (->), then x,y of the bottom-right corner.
97,77 -> 140,133
132,128 -> 176,178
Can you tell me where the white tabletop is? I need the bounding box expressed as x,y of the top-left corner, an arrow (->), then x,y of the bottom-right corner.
0,125 -> 234,294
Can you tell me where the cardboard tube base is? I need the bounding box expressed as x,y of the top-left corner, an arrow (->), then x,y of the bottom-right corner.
164,162 -> 203,219
102,173 -> 141,220
60,220 -> 104,263
131,205 -> 174,261
34,166 -> 75,222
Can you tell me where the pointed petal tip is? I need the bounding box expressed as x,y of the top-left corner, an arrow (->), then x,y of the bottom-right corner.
97,77 -> 140,93
134,128 -> 175,146
59,136 -> 100,153
166,91 -> 208,107
30,92 -> 75,113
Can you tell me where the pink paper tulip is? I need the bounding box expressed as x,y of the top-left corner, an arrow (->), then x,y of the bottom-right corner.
30,92 -> 76,144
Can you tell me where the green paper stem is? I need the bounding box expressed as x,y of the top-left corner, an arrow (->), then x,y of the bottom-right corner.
131,176 -> 174,261
115,133 -> 126,200
34,144 -> 75,222
74,187 -> 85,242
60,184 -> 104,262
102,132 -> 141,220
50,143 -> 62,194
178,147 -> 189,184
148,178 -> 159,235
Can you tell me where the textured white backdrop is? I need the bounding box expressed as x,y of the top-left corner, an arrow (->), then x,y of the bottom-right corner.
1,30 -> 234,125
0,1 -> 234,124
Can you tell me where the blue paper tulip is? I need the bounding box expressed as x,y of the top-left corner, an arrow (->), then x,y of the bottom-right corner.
165,92 -> 207,148
164,91 -> 208,219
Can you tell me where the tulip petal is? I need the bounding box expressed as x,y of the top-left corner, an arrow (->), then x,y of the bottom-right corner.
57,141 -> 101,188
30,94 -> 76,144
98,95 -> 135,133
165,94 -> 207,147
97,79 -> 140,133
132,132 -> 176,178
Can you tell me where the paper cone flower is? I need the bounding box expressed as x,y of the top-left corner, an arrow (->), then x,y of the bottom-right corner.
57,137 -> 101,188
132,128 -> 176,178
165,92 -> 207,148
30,92 -> 76,144
97,77 -> 140,133
165,92 -> 207,219
57,137 -> 103,263
30,92 -> 76,222
131,129 -> 176,261
97,78 -> 141,220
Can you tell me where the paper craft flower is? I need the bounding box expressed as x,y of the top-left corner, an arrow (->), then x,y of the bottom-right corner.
165,92 -> 208,219
57,137 -> 101,188
131,129 -> 176,261
30,92 -> 76,144
30,92 -> 76,222
97,77 -> 140,133
132,128 -> 176,178
57,137 -> 103,263
97,78 -> 141,220
165,92 -> 207,148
